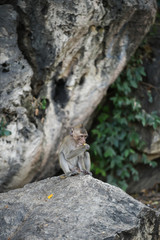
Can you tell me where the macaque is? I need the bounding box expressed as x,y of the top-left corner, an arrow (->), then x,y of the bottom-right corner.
58,125 -> 92,176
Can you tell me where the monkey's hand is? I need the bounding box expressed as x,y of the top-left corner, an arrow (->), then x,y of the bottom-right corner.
83,144 -> 90,150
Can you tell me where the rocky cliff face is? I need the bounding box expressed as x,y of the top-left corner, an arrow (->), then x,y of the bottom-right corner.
127,7 -> 160,193
138,10 -> 160,160
0,0 -> 157,191
0,176 -> 159,240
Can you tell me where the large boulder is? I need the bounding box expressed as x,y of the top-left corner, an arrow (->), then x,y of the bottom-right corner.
0,175 -> 159,240
0,0 -> 157,191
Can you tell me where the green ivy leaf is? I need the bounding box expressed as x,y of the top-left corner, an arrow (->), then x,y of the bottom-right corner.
104,147 -> 116,158
41,99 -> 47,110
90,38 -> 160,191
98,113 -> 109,123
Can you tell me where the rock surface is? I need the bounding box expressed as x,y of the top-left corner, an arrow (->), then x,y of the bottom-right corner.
0,0 -> 157,191
135,8 -> 160,161
128,160 -> 160,193
0,175 -> 159,240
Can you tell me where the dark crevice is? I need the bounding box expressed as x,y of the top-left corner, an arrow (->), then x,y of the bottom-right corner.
15,2 -> 56,98
2,62 -> 9,67
51,61 -> 70,109
79,74 -> 86,85
30,76 -> 45,97
16,7 -> 38,92
53,78 -> 69,108
0,0 -> 17,5
102,0 -> 109,9
15,5 -> 47,98
41,2 -> 49,15
2,68 -> 9,73
1,62 -> 10,73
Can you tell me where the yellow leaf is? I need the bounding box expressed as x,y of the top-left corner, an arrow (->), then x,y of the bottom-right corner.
60,175 -> 66,179
48,194 -> 53,199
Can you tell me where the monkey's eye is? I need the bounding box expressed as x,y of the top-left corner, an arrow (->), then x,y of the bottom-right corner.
78,135 -> 86,141
82,135 -> 87,138
78,137 -> 83,140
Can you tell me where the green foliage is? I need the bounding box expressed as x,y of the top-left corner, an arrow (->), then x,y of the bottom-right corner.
40,98 -> 47,110
157,0 -> 160,8
0,118 -> 12,137
91,57 -> 159,191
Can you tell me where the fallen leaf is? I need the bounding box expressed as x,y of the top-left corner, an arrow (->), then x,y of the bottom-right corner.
60,175 -> 67,179
48,194 -> 53,199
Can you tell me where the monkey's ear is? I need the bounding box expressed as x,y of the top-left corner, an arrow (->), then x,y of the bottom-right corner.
70,128 -> 74,136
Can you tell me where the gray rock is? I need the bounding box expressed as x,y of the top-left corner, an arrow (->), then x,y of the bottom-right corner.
0,176 -> 159,240
0,4 -> 43,192
0,0 -> 157,191
128,160 -> 160,193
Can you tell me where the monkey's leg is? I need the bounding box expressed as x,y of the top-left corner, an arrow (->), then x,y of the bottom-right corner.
59,153 -> 79,177
83,152 -> 92,176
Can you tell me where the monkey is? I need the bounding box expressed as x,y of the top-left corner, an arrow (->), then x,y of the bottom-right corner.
58,125 -> 92,177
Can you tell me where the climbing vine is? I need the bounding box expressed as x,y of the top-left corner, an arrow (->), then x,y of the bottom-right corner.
90,49 -> 160,191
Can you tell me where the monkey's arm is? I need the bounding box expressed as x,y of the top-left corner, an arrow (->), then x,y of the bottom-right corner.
67,144 -> 90,160
59,152 -> 70,174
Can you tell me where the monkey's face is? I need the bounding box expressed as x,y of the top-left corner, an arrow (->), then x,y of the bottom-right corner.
71,126 -> 88,146
76,134 -> 88,146
73,132 -> 88,146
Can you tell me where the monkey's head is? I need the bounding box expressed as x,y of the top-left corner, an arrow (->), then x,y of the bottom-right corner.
70,125 -> 88,146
